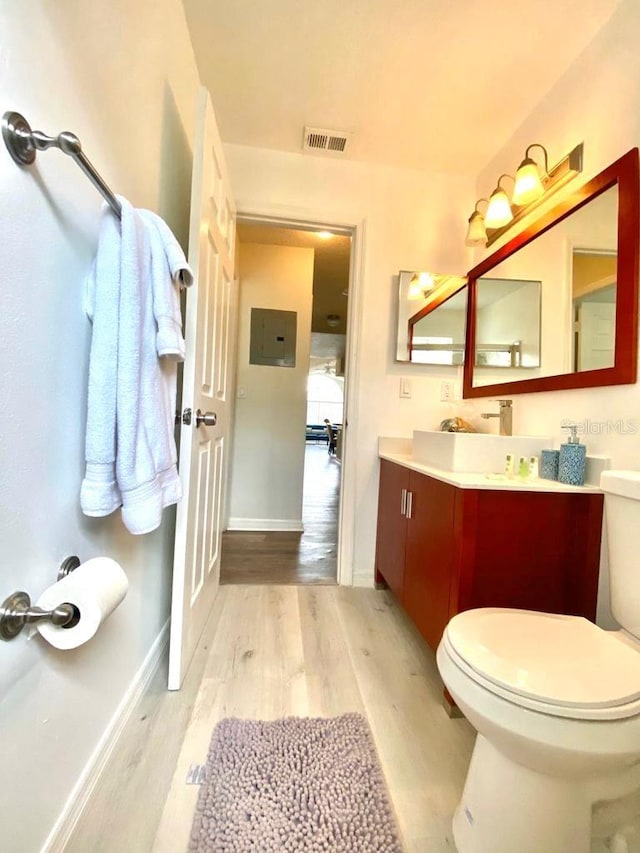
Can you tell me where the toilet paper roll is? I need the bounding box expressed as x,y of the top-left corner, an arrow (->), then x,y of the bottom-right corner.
35,557 -> 128,650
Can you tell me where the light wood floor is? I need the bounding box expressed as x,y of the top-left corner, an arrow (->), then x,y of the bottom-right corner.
220,444 -> 340,584
66,586 -> 474,852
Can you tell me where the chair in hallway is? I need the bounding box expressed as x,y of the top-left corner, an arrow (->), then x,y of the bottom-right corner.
323,419 -> 337,454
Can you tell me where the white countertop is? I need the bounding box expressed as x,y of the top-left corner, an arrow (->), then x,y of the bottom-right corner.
378,446 -> 603,494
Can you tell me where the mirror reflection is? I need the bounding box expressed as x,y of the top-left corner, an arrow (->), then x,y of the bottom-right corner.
470,185 -> 618,388
474,278 -> 541,370
396,271 -> 467,363
572,248 -> 617,371
409,287 -> 467,365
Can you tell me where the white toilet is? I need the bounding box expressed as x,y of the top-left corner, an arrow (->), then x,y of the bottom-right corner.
436,470 -> 640,853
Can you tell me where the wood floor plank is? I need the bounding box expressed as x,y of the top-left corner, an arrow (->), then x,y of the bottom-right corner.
297,586 -> 365,717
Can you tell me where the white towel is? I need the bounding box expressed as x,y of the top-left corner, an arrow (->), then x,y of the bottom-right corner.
139,209 -> 192,359
81,197 -> 193,535
81,209 -> 122,516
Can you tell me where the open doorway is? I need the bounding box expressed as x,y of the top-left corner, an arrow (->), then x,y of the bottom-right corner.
220,220 -> 352,585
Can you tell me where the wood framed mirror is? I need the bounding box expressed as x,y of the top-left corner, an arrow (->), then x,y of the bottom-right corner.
396,272 -> 467,363
463,148 -> 639,397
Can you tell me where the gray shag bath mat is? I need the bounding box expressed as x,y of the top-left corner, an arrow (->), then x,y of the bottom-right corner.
188,713 -> 403,852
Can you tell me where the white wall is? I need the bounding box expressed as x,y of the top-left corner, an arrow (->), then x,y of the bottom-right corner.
0,2 -> 199,849
225,144 -> 473,582
471,0 -> 640,625
228,243 -> 314,529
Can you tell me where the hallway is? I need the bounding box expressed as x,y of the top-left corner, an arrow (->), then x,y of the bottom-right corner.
220,444 -> 340,584
66,585 -> 474,852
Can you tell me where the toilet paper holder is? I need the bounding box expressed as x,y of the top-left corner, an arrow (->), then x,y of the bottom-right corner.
0,556 -> 82,641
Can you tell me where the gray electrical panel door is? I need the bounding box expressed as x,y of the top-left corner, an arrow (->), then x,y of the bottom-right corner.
249,308 -> 297,367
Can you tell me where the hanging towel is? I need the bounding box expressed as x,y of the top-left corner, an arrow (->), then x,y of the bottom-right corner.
81,197 -> 193,535
81,209 -> 122,516
139,209 -> 192,359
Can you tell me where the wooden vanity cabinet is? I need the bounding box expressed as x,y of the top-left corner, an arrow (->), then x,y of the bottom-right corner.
374,459 -> 409,600
375,459 -> 604,653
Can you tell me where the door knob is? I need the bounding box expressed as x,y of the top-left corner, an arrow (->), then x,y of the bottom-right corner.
195,409 -> 217,428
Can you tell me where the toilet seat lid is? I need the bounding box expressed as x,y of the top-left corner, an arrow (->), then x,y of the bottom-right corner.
446,608 -> 640,709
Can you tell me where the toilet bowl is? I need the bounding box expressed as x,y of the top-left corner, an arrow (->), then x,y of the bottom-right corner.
437,471 -> 640,852
437,608 -> 640,853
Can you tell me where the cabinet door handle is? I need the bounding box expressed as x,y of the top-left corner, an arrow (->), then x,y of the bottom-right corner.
406,490 -> 413,519
400,488 -> 407,516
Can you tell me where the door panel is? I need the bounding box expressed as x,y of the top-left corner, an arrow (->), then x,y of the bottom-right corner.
168,88 -> 236,690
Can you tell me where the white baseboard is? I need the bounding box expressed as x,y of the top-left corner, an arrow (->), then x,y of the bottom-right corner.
41,620 -> 170,853
352,571 -> 374,588
227,517 -> 304,532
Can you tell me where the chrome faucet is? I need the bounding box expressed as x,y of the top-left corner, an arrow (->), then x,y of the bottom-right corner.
481,399 -> 513,436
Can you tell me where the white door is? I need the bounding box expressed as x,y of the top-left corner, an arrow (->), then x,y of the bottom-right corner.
577,301 -> 616,371
168,87 -> 236,690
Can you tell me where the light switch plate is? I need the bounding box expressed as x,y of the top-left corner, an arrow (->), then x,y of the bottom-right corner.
440,381 -> 455,401
399,377 -> 412,398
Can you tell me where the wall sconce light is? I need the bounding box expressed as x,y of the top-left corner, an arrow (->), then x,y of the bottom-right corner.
485,175 -> 514,228
465,142 -> 584,248
408,271 -> 436,299
326,314 -> 341,327
465,199 -> 489,248
512,143 -> 548,206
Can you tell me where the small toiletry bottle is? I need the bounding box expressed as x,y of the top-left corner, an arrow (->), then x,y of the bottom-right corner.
558,424 -> 586,486
518,456 -> 529,478
529,456 -> 539,479
504,453 -> 514,477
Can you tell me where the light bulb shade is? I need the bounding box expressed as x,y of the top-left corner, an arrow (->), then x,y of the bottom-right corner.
512,158 -> 544,206
407,279 -> 424,300
465,211 -> 487,247
408,271 -> 435,298
485,187 -> 513,228
417,271 -> 435,292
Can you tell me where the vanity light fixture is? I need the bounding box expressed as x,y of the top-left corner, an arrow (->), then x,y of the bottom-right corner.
464,199 -> 489,248
485,175 -> 515,228
465,142 -> 584,248
512,143 -> 548,206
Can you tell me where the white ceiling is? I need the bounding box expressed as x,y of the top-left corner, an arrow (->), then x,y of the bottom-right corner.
183,0 -> 622,173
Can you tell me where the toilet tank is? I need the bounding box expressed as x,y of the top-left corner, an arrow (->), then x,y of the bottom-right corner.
601,471 -> 640,638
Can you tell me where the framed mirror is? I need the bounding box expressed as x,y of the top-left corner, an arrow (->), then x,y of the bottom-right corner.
463,148 -> 639,397
396,271 -> 467,363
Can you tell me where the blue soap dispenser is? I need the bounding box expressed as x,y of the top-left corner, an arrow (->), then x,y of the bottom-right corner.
558,424 -> 586,486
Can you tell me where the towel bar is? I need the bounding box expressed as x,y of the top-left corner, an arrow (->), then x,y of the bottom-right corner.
0,556 -> 81,641
2,111 -> 122,218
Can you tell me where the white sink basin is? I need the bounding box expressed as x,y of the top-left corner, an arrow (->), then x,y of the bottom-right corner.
412,430 -> 552,473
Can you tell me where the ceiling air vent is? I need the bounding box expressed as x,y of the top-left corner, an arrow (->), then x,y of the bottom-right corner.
303,126 -> 351,156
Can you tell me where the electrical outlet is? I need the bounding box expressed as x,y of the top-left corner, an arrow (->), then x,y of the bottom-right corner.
440,381 -> 455,402
399,377 -> 412,398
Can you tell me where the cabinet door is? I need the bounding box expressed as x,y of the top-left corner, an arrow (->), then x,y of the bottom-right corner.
374,460 -> 409,599
404,472 -> 456,651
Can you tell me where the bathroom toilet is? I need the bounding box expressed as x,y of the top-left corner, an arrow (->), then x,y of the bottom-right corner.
436,470 -> 640,853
